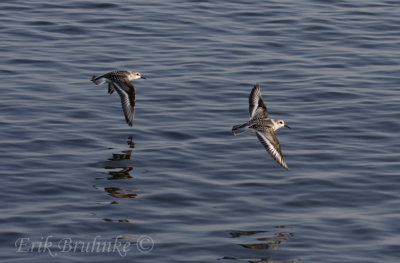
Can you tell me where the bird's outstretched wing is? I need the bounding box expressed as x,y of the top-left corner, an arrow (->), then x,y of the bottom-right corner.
249,84 -> 268,119
112,80 -> 136,127
256,128 -> 288,169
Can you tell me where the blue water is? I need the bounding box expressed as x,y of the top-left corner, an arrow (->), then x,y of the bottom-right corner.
1,0 -> 399,262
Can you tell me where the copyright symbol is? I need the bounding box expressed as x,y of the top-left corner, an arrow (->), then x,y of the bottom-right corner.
136,235 -> 154,253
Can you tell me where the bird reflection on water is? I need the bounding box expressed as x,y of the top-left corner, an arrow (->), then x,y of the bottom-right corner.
220,226 -> 296,263
92,137 -> 140,229
104,187 -> 138,199
220,257 -> 296,263
96,136 -> 139,198
104,136 -> 135,180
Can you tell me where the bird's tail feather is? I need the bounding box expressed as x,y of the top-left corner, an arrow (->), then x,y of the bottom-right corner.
232,123 -> 248,136
91,75 -> 105,85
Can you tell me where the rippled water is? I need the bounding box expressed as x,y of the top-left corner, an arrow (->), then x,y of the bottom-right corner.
1,0 -> 399,262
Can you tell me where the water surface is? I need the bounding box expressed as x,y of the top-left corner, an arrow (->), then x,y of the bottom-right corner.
1,0 -> 399,262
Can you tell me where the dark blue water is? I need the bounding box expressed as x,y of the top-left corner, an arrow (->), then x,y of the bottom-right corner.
1,0 -> 399,262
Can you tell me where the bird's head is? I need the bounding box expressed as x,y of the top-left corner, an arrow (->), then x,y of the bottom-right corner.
275,119 -> 291,130
129,71 -> 146,80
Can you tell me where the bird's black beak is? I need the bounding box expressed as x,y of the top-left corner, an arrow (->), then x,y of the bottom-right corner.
285,124 -> 291,129
141,76 -> 146,79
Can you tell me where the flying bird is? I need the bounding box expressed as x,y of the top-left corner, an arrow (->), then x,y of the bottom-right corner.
232,84 -> 290,169
91,70 -> 146,127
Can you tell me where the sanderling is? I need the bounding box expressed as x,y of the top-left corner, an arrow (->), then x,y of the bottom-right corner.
91,70 -> 146,127
232,84 -> 290,169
